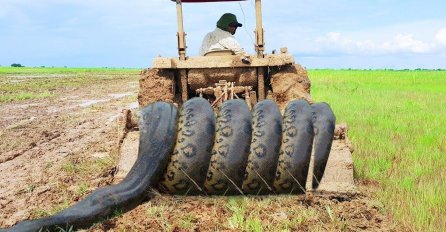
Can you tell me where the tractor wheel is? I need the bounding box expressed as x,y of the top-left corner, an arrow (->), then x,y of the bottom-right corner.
204,99 -> 252,195
242,100 -> 282,194
273,100 -> 314,194
311,103 -> 336,189
138,68 -> 176,108
270,64 -> 313,111
159,98 -> 215,194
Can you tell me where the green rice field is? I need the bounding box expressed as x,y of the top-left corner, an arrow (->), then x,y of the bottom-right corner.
0,67 -> 138,102
309,69 -> 446,231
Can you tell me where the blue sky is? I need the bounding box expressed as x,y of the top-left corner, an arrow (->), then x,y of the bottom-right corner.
1,0 -> 446,69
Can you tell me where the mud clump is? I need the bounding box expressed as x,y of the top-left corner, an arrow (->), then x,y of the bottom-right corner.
138,69 -> 175,107
270,64 -> 313,110
188,67 -> 257,90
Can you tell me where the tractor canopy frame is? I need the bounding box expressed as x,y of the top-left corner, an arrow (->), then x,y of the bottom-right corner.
172,0 -> 265,60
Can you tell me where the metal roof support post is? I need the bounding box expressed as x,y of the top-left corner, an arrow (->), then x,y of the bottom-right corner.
255,0 -> 264,58
176,0 -> 187,60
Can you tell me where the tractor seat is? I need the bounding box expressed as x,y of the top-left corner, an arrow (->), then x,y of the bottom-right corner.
203,49 -> 235,56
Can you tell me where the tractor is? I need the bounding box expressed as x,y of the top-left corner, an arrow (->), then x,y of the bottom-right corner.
2,1 -> 356,231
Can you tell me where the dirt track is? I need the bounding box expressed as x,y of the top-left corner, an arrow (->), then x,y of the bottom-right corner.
0,72 -> 401,231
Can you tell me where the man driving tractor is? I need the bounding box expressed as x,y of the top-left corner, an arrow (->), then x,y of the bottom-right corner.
199,13 -> 247,57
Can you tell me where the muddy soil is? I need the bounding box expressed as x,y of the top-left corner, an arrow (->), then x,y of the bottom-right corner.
89,191 -> 397,232
0,73 -> 139,227
0,72 -> 402,231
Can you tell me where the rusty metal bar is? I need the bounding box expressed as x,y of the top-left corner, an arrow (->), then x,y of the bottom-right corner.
255,0 -> 265,58
176,0 -> 187,60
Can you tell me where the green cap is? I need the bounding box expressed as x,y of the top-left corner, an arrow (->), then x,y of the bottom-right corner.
217,13 -> 243,31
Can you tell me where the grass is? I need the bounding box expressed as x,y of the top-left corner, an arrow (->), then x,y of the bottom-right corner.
75,182 -> 90,196
0,67 -> 138,103
309,69 -> 446,231
30,200 -> 70,219
61,156 -> 116,177
0,67 -> 138,74
137,195 -> 336,231
0,91 -> 53,102
145,201 -> 173,231
223,196 -> 323,232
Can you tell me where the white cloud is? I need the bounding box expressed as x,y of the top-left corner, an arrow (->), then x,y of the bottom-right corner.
391,34 -> 434,53
435,28 -> 446,46
311,29 -> 445,56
